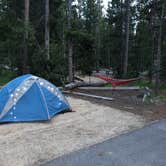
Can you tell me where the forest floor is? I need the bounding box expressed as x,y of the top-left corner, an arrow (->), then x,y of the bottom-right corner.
69,88 -> 166,122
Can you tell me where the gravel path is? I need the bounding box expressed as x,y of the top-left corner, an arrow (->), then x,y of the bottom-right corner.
0,97 -> 145,166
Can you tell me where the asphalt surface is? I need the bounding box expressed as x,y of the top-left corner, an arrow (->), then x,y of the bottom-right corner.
42,120 -> 166,166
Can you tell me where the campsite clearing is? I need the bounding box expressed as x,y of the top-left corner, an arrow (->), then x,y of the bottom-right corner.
71,88 -> 166,121
0,97 -> 145,166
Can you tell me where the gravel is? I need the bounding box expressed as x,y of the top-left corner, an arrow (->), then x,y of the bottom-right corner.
0,97 -> 145,166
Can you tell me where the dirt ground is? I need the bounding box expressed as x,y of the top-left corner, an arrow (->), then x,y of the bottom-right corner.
0,97 -> 145,166
0,75 -> 164,166
70,88 -> 166,121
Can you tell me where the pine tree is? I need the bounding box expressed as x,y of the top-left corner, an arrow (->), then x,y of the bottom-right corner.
45,0 -> 50,60
22,0 -> 30,74
123,0 -> 130,77
66,0 -> 74,82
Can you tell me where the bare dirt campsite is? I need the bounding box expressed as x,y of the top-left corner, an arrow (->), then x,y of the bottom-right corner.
67,75 -> 166,121
0,76 -> 166,166
0,96 -> 145,166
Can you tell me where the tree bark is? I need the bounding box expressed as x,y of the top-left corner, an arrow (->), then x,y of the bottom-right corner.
96,0 -> 101,71
120,0 -> 124,77
150,1 -> 157,83
23,0 -> 30,74
123,0 -> 130,77
154,1 -> 165,96
68,41 -> 73,82
45,0 -> 50,60
67,0 -> 74,82
64,82 -> 107,90
62,3 -> 66,59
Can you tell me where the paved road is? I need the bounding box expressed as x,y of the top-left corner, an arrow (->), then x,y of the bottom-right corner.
42,120 -> 166,166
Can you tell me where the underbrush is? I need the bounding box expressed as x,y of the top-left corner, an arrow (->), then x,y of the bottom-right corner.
0,70 -> 16,86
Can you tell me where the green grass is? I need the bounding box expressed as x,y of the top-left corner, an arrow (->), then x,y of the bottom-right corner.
0,70 -> 16,86
160,95 -> 166,100
125,80 -> 166,91
105,80 -> 153,88
105,79 -> 166,91
105,83 -> 112,87
131,80 -> 153,88
160,85 -> 166,90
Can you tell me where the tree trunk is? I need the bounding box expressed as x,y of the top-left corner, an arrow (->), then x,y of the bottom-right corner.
67,0 -> 74,82
68,41 -> 73,82
96,26 -> 100,71
23,0 -> 30,74
120,0 -> 124,77
45,0 -> 50,60
62,3 -> 66,59
123,0 -> 130,77
96,0 -> 101,71
150,1 -> 157,83
154,1 -> 165,96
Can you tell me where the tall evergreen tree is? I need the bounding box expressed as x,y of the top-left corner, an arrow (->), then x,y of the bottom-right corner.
0,0 -> 166,89
123,0 -> 130,77
22,0 -> 30,74
45,0 -> 50,60
66,0 -> 74,82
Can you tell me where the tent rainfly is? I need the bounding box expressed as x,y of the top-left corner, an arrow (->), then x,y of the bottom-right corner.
0,74 -> 70,123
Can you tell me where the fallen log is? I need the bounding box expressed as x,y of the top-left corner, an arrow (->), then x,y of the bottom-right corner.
74,76 -> 84,82
64,82 -> 107,90
64,91 -> 114,101
78,86 -> 140,90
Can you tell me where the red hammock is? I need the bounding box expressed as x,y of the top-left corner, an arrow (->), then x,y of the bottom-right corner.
95,74 -> 140,87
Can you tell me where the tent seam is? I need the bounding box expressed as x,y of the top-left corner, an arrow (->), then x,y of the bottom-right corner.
36,81 -> 50,119
0,76 -> 36,119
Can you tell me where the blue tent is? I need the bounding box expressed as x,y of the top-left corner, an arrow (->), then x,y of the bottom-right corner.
0,74 -> 70,123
